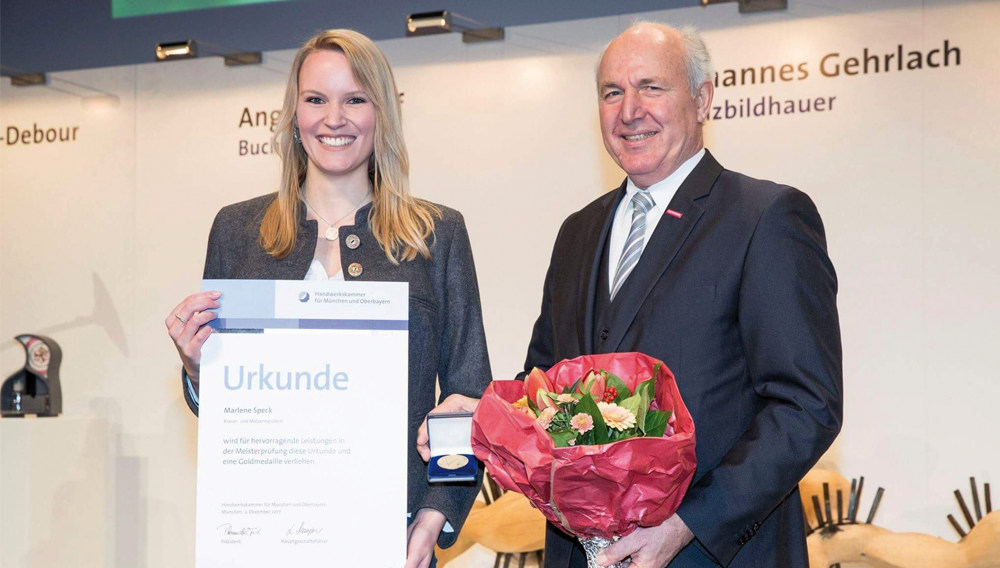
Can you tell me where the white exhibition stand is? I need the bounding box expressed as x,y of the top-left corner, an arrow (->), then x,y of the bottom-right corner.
0,416 -> 121,568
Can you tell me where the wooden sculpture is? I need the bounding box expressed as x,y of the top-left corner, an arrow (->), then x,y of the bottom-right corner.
435,476 -> 546,567
800,470 -> 999,568
438,468 -> 999,567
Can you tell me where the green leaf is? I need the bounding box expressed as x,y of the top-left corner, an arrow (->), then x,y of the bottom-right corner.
601,370 -> 622,385
568,378 -> 581,394
644,410 -> 671,438
535,389 -> 551,410
618,394 -> 643,423
575,394 -> 609,445
637,377 -> 656,400
604,374 -> 631,403
635,378 -> 655,433
548,430 -> 576,448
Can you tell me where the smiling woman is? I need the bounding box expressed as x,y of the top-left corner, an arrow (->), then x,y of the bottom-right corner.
294,50 -> 377,196
261,29 -> 438,268
165,28 -> 492,568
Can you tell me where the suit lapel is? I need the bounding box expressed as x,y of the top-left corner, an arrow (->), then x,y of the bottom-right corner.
603,151 -> 724,352
578,181 -> 626,355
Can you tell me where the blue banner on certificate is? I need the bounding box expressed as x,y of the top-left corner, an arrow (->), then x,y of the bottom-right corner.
195,280 -> 408,568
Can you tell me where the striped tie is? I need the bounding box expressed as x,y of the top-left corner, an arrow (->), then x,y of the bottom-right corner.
610,190 -> 655,301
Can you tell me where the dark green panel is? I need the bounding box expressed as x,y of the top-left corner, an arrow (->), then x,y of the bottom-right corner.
112,0 -> 300,19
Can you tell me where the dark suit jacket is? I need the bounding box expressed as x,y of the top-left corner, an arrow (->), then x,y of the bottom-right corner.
523,151 -> 842,567
181,194 -> 492,548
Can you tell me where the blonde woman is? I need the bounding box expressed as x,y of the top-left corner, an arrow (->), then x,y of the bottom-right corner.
165,29 -> 490,568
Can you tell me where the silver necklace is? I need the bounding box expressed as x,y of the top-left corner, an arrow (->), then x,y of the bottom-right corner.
302,189 -> 372,242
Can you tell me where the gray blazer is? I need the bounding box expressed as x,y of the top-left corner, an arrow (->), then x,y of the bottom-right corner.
181,193 -> 492,547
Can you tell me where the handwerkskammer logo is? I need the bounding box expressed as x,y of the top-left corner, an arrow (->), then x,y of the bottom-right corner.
298,291 -> 310,303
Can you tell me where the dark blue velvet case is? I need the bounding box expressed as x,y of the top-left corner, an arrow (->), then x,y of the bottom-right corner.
426,412 -> 477,482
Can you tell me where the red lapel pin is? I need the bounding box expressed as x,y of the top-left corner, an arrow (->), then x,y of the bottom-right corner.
666,209 -> 683,219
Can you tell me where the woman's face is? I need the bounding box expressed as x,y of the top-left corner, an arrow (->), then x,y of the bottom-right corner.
296,50 -> 377,183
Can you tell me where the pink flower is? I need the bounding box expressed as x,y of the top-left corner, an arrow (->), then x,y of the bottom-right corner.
536,407 -> 558,430
570,413 -> 594,434
578,369 -> 606,400
557,394 -> 576,404
597,402 -> 636,431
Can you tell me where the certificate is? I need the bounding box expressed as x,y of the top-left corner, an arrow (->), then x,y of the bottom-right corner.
195,280 -> 409,568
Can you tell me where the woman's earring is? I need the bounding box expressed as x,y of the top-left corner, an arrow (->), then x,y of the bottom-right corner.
293,124 -> 302,145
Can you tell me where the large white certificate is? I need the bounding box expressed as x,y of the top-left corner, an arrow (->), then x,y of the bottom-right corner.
195,279 -> 409,568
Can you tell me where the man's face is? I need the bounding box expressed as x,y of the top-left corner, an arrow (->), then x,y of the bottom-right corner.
598,28 -> 711,189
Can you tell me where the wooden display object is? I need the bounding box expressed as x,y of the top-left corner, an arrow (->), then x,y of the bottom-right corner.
435,491 -> 546,566
800,469 -> 999,568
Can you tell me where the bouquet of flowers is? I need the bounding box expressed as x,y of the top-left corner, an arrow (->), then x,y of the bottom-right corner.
471,353 -> 696,568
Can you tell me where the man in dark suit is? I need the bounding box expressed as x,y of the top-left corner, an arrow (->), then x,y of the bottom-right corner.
522,23 -> 843,568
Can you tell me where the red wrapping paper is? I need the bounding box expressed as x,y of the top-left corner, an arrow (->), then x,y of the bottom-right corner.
471,353 -> 696,539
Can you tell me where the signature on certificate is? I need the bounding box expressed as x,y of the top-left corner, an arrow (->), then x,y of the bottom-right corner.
287,521 -> 325,536
217,523 -> 262,537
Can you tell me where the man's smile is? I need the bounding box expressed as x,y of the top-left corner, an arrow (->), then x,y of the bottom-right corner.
622,131 -> 659,142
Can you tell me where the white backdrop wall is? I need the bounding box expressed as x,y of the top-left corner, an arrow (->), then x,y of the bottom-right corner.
1,0 -> 998,566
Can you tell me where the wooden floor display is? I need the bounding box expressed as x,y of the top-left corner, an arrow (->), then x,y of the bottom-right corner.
801,469 -> 999,568
436,474 -> 546,567
437,468 -> 997,567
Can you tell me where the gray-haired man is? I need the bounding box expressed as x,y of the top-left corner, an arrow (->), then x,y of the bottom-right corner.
521,23 -> 843,568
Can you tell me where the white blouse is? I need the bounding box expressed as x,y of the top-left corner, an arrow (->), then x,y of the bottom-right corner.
303,258 -> 345,281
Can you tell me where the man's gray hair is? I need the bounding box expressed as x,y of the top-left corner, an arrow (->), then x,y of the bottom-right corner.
598,21 -> 715,98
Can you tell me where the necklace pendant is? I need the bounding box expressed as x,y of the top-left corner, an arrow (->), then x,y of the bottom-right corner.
325,227 -> 339,241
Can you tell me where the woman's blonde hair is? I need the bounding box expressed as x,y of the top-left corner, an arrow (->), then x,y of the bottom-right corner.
262,29 -> 439,263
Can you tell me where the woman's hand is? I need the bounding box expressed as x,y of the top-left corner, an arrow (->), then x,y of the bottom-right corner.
416,394 -> 480,462
165,290 -> 221,388
403,508 -> 447,568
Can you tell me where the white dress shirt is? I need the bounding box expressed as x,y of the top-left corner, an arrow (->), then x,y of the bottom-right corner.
607,148 -> 706,291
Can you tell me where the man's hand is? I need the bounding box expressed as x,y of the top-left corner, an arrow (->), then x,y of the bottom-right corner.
416,394 -> 480,461
595,514 -> 694,568
403,508 -> 447,568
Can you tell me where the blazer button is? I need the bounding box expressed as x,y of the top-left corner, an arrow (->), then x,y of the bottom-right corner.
600,329 -> 609,340
345,234 -> 361,249
347,262 -> 363,277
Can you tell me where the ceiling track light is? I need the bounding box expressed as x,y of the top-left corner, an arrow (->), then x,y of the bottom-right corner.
156,40 -> 198,61
406,10 -> 504,44
0,65 -> 119,110
1,66 -> 47,86
8,72 -> 47,87
155,40 -> 262,66
702,0 -> 787,12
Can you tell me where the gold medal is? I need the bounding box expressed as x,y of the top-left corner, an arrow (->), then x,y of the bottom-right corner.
437,454 -> 469,470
